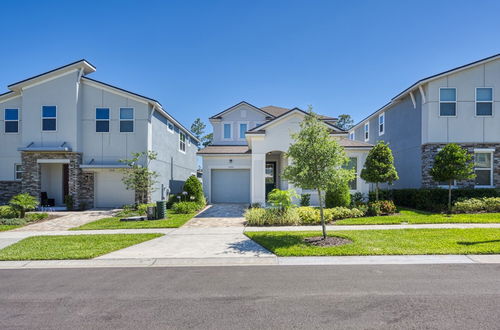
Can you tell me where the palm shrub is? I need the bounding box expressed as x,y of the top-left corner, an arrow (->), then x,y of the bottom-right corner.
9,193 -> 39,218
267,189 -> 297,211
325,181 -> 351,208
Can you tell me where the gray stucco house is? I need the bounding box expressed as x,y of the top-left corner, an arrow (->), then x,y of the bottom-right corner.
349,53 -> 500,190
0,60 -> 199,208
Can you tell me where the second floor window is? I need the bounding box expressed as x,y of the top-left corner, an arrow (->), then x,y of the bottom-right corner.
179,131 -> 186,152
4,108 -> 19,133
223,123 -> 232,139
476,88 -> 493,116
364,123 -> 369,141
42,106 -> 57,131
378,113 -> 385,135
96,108 -> 110,132
120,108 -> 134,132
439,88 -> 456,116
239,123 -> 247,139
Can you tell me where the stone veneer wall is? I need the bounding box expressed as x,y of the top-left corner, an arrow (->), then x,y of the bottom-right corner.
0,181 -> 22,205
80,172 -> 94,209
21,151 -> 93,210
422,143 -> 500,188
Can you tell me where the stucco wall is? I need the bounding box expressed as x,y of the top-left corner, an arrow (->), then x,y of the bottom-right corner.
211,104 -> 267,145
0,95 -> 22,180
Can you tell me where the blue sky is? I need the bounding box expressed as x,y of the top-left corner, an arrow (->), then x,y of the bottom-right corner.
1,0 -> 499,132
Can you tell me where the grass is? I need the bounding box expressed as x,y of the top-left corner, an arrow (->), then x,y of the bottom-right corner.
0,233 -> 163,260
335,208 -> 500,225
0,225 -> 21,232
71,211 -> 195,230
246,228 -> 500,256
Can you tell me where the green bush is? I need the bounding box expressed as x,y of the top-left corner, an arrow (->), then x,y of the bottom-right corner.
296,207 -> 319,224
0,205 -> 18,219
453,197 -> 500,213
9,193 -> 39,218
267,189 -> 297,211
350,192 -> 365,207
325,182 -> 351,208
367,200 -> 397,216
296,206 -> 365,225
25,213 -> 48,221
183,176 -> 204,203
370,188 -> 500,211
172,201 -> 203,214
244,207 -> 301,226
0,218 -> 28,226
300,194 -> 310,207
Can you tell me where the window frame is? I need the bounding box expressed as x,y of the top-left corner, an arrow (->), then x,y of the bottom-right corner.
95,107 -> 110,133
41,105 -> 57,132
119,107 -> 134,133
167,120 -> 174,133
349,131 -> 355,140
364,122 -> 369,142
439,87 -> 457,117
474,149 -> 494,188
222,122 -> 232,140
345,157 -> 358,191
14,164 -> 22,180
378,113 -> 385,136
4,108 -> 19,134
238,121 -> 249,140
475,87 -> 494,117
179,131 -> 186,153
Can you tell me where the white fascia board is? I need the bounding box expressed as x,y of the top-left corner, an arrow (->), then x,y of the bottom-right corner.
0,93 -> 21,103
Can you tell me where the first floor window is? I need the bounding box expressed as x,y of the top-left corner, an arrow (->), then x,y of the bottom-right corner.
239,123 -> 247,139
96,108 -> 110,132
179,131 -> 186,152
474,152 -> 493,186
439,88 -> 456,116
476,88 -> 493,116
4,108 -> 19,133
378,113 -> 385,135
364,123 -> 369,141
344,157 -> 358,190
42,106 -> 57,131
223,123 -> 232,139
15,164 -> 22,180
120,108 -> 134,132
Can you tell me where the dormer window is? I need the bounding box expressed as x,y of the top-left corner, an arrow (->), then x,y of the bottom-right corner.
223,123 -> 232,139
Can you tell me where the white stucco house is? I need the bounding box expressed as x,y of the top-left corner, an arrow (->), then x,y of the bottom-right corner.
198,102 -> 373,205
0,60 -> 199,208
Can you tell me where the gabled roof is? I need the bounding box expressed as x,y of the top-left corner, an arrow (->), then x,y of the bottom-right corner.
351,53 -> 500,131
260,105 -> 290,117
209,101 -> 273,119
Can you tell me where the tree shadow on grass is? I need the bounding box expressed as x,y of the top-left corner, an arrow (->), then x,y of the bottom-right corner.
457,240 -> 500,246
222,239 -> 275,255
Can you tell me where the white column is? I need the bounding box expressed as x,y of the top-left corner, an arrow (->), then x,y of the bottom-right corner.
251,153 -> 266,204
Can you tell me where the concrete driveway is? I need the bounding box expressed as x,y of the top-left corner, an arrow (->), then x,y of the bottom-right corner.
183,204 -> 247,227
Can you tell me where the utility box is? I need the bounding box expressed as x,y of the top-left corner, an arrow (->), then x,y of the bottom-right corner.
147,206 -> 157,220
156,201 -> 166,219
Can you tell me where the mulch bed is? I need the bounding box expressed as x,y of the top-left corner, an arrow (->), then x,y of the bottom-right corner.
304,236 -> 352,247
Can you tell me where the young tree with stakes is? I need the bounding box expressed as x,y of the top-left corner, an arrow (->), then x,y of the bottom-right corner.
120,151 -> 159,205
283,108 -> 354,240
430,143 -> 475,213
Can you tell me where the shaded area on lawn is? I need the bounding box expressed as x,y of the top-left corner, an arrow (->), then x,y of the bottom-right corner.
0,234 -> 163,260
334,208 -> 500,225
70,212 -> 195,230
245,229 -> 500,256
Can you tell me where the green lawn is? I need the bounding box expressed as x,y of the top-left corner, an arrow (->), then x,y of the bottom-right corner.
0,234 -> 163,260
246,229 -> 500,256
0,225 -> 21,232
71,211 -> 195,230
335,208 -> 500,225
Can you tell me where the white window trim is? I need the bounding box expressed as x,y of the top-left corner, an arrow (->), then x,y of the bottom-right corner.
179,131 -> 186,153
167,120 -> 174,133
475,87 -> 494,117
439,87 -> 457,117
474,150 -> 494,188
237,121 -> 249,140
14,164 -> 22,180
364,122 -> 369,142
4,108 -> 19,134
222,122 -> 233,140
119,107 -> 135,133
41,105 -> 57,132
378,113 -> 385,136
95,107 -> 110,133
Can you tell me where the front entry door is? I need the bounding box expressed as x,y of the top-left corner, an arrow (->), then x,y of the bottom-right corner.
265,162 -> 277,200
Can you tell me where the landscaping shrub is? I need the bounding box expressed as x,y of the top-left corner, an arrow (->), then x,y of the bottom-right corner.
0,205 -> 18,219
250,203 -> 262,208
350,192 -> 365,207
244,207 -> 301,226
300,194 -> 310,207
370,188 -> 500,211
325,182 -> 351,208
296,207 -> 319,224
25,213 -> 48,221
453,197 -> 500,213
64,195 -> 74,211
244,208 -> 267,225
9,193 -> 39,218
171,201 -> 203,214
0,218 -> 27,226
136,203 -> 155,215
267,189 -> 297,211
296,206 -> 365,225
183,175 -> 205,203
367,200 -> 397,216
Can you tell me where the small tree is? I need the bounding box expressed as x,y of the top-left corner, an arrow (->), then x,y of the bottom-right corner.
283,107 -> 354,239
336,114 -> 354,130
430,143 -> 475,213
9,193 -> 38,218
120,151 -> 159,205
360,141 -> 399,201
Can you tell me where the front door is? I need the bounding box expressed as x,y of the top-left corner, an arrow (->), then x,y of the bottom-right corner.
265,162 -> 276,200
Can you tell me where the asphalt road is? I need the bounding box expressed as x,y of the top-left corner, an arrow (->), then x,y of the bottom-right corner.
1,264 -> 499,329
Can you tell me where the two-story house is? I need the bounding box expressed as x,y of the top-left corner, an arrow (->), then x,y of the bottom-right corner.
198,101 -> 373,205
0,60 -> 199,208
349,53 -> 500,190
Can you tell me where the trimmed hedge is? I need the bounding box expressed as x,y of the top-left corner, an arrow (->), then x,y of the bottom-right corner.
370,188 -> 500,211
453,197 -> 500,213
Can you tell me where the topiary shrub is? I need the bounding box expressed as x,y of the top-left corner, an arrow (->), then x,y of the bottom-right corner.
183,176 -> 204,202
325,181 -> 351,208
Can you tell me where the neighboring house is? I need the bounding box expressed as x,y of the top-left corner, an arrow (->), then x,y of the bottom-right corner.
198,101 -> 372,205
349,53 -> 500,190
0,60 -> 199,208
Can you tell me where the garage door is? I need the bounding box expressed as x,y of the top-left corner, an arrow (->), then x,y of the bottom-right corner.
211,169 -> 250,203
95,171 -> 135,208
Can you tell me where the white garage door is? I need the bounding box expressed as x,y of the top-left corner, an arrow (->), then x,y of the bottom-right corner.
95,171 -> 135,208
211,169 -> 250,203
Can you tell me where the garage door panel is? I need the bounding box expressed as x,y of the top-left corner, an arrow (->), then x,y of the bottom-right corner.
211,169 -> 250,203
95,171 -> 135,208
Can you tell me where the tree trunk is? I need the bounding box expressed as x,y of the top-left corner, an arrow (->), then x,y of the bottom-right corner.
317,189 -> 327,240
448,180 -> 452,215
375,183 -> 379,201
